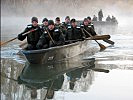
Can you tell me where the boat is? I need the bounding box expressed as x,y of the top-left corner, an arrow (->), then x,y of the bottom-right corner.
92,21 -> 118,26
20,35 -> 110,64
77,20 -> 118,26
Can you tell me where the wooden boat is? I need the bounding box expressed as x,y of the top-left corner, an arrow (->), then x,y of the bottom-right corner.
20,35 -> 110,64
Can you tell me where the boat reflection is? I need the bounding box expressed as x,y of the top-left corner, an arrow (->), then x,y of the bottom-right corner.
17,58 -> 109,99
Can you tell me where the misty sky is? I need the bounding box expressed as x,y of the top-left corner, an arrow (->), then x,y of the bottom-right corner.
1,0 -> 133,26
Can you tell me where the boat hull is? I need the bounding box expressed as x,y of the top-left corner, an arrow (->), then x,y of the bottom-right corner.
77,20 -> 118,26
21,40 -> 95,64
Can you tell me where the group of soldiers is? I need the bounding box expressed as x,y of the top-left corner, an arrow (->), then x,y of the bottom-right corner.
91,9 -> 118,23
91,9 -> 103,21
106,15 -> 118,23
18,16 -> 97,50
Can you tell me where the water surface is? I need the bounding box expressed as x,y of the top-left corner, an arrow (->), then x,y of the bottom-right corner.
1,18 -> 133,100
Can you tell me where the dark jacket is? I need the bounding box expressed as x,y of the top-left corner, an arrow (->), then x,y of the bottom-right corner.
18,24 -> 42,45
66,26 -> 85,41
81,24 -> 96,38
88,22 -> 95,30
62,22 -> 71,30
40,24 -> 48,32
55,23 -> 67,37
37,28 -> 65,48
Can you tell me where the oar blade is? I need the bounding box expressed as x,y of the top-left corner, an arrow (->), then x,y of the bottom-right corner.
103,39 -> 115,45
99,43 -> 106,51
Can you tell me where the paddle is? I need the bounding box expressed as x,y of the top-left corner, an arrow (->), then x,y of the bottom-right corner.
1,73 -> 18,82
46,29 -> 55,45
19,35 -> 110,48
91,68 -> 109,73
83,29 -> 106,51
103,39 -> 115,45
0,28 -> 38,46
44,80 -> 54,100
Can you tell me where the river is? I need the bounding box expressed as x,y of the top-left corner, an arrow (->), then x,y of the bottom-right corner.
1,17 -> 133,100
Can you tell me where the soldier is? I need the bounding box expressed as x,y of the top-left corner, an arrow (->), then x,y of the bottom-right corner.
111,16 -> 118,23
106,15 -> 111,22
55,17 -> 61,27
62,16 -> 71,30
87,16 -> 95,30
98,9 -> 103,21
81,18 -> 97,38
18,17 -> 42,50
65,18 -> 85,42
55,17 -> 67,37
36,20 -> 65,49
41,18 -> 48,30
92,15 -> 97,21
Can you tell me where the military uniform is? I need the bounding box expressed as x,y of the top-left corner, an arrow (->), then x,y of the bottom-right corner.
66,25 -> 85,41
36,28 -> 65,49
55,23 -> 67,37
40,24 -> 48,32
81,24 -> 96,38
41,18 -> 48,31
62,22 -> 71,30
87,16 -> 95,30
18,24 -> 42,50
88,22 -> 95,30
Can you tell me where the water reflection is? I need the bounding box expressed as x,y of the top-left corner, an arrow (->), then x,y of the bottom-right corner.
1,57 -> 110,100
18,58 -> 95,99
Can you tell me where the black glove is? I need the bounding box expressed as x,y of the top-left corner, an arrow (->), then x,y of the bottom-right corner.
18,34 -> 26,41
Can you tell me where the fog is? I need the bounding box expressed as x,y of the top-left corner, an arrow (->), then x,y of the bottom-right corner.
1,0 -> 133,36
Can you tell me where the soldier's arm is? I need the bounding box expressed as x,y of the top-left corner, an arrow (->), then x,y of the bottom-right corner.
18,27 -> 29,41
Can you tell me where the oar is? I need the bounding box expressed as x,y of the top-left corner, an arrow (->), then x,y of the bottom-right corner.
91,68 -> 109,73
103,39 -> 115,45
19,35 -> 110,48
87,35 -> 110,40
44,80 -> 54,100
83,29 -> 106,51
46,29 -> 55,45
1,73 -> 18,82
1,73 -> 37,88
0,28 -> 38,46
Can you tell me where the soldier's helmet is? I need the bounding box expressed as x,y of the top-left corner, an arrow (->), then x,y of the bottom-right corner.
31,17 -> 38,23
55,17 -> 60,21
70,18 -> 76,23
87,16 -> 91,20
42,18 -> 48,23
65,16 -> 70,20
48,20 -> 54,25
